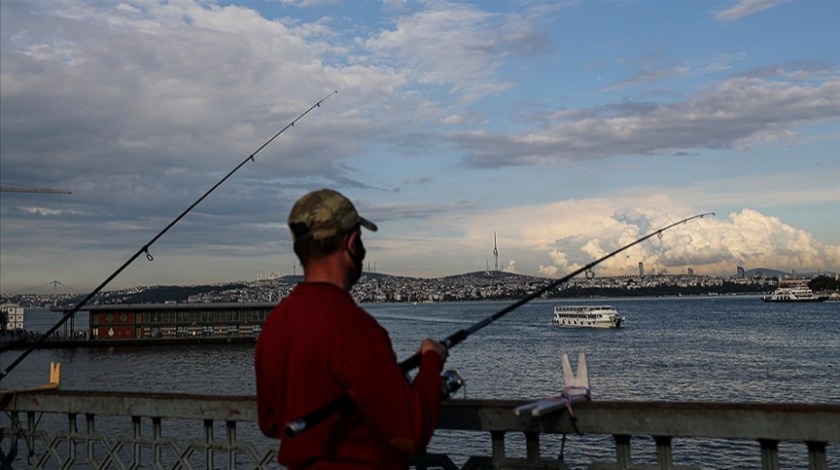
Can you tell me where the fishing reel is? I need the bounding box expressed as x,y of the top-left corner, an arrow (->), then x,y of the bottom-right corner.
440,369 -> 464,399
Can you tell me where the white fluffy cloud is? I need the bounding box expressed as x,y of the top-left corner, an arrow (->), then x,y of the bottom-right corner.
371,195 -> 838,279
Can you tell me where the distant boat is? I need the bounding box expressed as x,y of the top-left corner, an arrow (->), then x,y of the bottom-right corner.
552,305 -> 624,329
762,284 -> 826,303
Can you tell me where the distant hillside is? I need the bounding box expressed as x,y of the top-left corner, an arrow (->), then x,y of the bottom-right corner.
62,282 -> 251,306
10,268 -> 838,309
438,270 -> 544,281
59,271 -> 545,306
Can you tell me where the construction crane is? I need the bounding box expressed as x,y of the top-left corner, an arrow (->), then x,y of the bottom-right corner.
0,182 -> 71,194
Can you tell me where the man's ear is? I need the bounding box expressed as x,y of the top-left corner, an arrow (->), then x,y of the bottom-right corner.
344,229 -> 359,251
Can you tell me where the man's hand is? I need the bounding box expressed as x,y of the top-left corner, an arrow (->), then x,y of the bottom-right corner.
419,338 -> 448,362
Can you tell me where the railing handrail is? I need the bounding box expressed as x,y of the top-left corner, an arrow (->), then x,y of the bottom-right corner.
3,389 -> 838,443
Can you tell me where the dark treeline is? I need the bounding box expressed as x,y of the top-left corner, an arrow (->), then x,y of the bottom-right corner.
809,275 -> 840,291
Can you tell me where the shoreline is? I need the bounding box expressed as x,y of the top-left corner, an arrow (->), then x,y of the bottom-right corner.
0,335 -> 256,352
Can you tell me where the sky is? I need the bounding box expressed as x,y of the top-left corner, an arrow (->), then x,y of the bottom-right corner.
1,0 -> 838,294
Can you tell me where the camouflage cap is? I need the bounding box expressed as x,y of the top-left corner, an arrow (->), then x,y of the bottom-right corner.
287,188 -> 378,242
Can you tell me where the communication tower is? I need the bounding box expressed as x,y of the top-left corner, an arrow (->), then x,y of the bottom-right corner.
493,232 -> 499,272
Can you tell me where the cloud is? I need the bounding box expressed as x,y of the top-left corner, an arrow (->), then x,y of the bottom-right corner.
714,0 -> 790,21
502,260 -> 517,274
1,1 -> 837,294
603,53 -> 747,91
367,191 -> 839,280
0,1 -> 406,233
452,72 -> 840,168
364,1 -> 551,102
564,207 -> 839,276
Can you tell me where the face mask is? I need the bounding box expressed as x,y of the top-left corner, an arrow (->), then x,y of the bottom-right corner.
347,235 -> 366,286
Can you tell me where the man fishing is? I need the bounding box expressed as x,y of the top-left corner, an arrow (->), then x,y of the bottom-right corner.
255,188 -> 448,469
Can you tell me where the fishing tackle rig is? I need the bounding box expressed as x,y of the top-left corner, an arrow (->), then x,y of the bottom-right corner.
515,352 -> 590,464
515,351 -> 589,429
284,211 -> 715,437
0,91 -> 338,381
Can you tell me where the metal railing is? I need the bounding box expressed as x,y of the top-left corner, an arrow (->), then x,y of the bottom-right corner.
1,390 -> 837,469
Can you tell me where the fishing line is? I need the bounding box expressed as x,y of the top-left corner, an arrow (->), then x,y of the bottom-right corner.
0,91 -> 338,381
284,211 -> 716,436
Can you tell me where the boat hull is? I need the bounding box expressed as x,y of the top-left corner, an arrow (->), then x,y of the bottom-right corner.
552,305 -> 624,329
552,321 -> 622,329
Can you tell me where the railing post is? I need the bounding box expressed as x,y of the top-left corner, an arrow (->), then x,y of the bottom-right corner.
806,441 -> 827,470
133,416 -> 142,469
4,411 -> 22,468
68,412 -> 77,464
525,431 -> 541,465
226,420 -> 236,470
85,413 -> 96,467
491,430 -> 505,468
152,416 -> 163,467
653,435 -> 674,470
204,419 -> 215,469
758,439 -> 778,470
615,434 -> 632,469
26,411 -> 35,467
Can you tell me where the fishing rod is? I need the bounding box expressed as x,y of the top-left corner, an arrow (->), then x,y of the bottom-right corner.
0,91 -> 338,381
284,211 -> 715,436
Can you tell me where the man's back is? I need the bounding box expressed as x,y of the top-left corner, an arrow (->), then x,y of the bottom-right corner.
255,281 -> 442,469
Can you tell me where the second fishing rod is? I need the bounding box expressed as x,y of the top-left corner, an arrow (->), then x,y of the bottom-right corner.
0,91 -> 338,381
284,211 -> 716,436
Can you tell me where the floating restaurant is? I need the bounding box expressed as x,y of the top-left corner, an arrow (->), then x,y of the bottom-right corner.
79,302 -> 275,341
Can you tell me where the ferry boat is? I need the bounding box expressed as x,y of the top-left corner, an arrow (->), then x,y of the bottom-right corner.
761,285 -> 826,303
552,305 -> 624,329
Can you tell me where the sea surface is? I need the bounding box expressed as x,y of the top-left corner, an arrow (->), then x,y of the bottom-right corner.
2,296 -> 838,469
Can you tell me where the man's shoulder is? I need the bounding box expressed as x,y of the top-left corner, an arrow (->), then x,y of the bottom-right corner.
285,283 -> 379,327
336,302 -> 381,331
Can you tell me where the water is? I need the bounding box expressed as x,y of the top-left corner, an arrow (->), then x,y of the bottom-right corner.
2,296 -> 839,468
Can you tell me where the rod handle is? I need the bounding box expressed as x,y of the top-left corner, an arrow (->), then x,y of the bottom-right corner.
284,393 -> 355,437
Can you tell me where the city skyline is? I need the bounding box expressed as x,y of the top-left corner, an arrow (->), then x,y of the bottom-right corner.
1,1 -> 838,294
3,261 -> 832,298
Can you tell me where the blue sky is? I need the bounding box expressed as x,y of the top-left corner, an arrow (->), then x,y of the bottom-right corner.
1,0 -> 838,294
